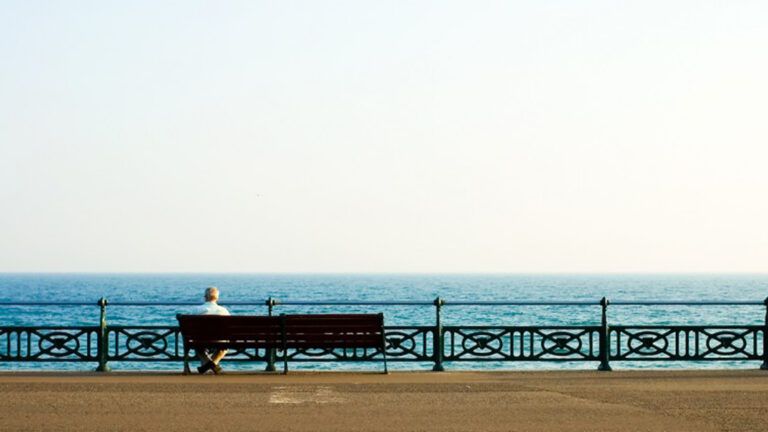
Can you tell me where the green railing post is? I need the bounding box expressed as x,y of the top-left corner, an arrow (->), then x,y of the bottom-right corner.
95,297 -> 111,372
265,297 -> 277,372
597,297 -> 612,371
432,296 -> 445,371
761,297 -> 768,371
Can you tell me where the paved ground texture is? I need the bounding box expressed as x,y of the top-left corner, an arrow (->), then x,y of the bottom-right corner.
1,370 -> 767,431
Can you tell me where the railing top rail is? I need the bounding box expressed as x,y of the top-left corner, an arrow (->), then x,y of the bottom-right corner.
0,302 -> 96,306
112,302 -> 262,306
442,300 -> 765,306
609,300 -> 763,306
0,299 -> 764,307
445,301 -> 598,306
275,300 -> 434,306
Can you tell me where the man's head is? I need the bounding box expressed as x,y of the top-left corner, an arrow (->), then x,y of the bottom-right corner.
204,287 -> 219,302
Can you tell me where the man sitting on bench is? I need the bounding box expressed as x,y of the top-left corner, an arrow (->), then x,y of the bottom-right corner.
193,286 -> 230,374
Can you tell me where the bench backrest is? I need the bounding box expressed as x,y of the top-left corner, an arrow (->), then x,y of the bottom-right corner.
283,313 -> 384,349
177,315 -> 282,347
177,313 -> 385,350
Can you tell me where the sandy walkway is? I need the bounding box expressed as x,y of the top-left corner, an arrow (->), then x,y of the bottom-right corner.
1,370 -> 767,431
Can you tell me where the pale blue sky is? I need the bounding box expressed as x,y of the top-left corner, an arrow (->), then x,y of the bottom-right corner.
1,1 -> 766,272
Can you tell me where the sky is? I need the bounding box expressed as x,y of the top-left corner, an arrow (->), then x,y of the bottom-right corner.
1,1 -> 767,273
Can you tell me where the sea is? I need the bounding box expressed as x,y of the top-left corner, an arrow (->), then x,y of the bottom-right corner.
1,273 -> 766,371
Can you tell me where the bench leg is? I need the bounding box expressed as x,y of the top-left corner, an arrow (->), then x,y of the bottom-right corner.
380,315 -> 389,374
182,347 -> 191,375
283,349 -> 288,375
265,348 -> 277,372
383,352 -> 389,374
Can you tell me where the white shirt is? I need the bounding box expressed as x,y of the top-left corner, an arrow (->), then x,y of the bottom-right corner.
193,301 -> 230,316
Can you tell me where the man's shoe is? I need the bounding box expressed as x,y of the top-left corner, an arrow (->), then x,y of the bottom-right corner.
197,361 -> 213,374
212,363 -> 223,375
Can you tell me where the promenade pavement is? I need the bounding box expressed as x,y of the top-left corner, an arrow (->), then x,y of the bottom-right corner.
1,370 -> 767,431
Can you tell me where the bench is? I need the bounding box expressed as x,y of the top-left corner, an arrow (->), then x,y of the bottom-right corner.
176,313 -> 388,374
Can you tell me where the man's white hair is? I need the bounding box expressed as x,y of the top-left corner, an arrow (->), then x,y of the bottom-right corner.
204,287 -> 219,301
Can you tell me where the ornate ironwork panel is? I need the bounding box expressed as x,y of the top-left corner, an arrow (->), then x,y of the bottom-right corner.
383,326 -> 433,360
285,326 -> 434,362
443,326 -> 601,361
0,327 -> 98,361
107,327 -> 183,361
611,326 -> 765,361
107,327 -> 272,362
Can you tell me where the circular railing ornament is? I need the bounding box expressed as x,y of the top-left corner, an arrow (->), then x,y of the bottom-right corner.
37,331 -> 81,357
541,331 -> 583,356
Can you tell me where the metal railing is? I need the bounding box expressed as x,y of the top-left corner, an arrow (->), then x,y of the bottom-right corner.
1,297 -> 767,372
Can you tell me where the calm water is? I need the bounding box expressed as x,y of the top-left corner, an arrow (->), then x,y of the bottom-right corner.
1,273 -> 766,371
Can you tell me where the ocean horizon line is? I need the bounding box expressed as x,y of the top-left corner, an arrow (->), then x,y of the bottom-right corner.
2,271 -> 768,276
